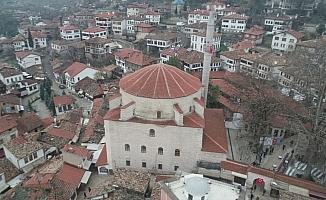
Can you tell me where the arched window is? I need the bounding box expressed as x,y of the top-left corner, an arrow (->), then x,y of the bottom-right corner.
158,147 -> 163,155
157,111 -> 162,119
175,149 -> 180,156
149,129 -> 155,137
125,144 -> 130,151
141,145 -> 146,153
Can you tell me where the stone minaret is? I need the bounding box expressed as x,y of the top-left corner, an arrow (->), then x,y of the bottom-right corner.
202,6 -> 215,107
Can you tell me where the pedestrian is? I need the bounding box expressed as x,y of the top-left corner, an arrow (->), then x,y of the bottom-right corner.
283,144 -> 286,150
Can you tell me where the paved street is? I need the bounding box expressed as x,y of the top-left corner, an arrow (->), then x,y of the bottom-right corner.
21,91 -> 51,119
41,48 -> 55,80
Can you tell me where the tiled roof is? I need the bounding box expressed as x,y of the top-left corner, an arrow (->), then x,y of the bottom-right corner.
221,49 -> 247,60
222,14 -> 249,20
286,29 -> 304,39
0,94 -> 21,105
221,160 -> 248,174
48,177 -> 76,200
15,51 -> 35,59
31,31 -> 47,38
211,79 -> 239,97
62,144 -> 92,159
82,27 -> 106,33
41,116 -> 54,128
244,26 -> 265,36
114,48 -> 137,59
17,112 -> 43,133
95,145 -> 108,167
231,40 -> 255,50
145,32 -> 177,41
218,96 -> 241,113
119,63 -> 202,99
0,67 -> 22,78
95,12 -> 115,19
60,25 -> 79,31
125,51 -> 158,67
265,15 -> 291,21
135,22 -> 153,28
47,127 -> 75,140
202,109 -> 228,153
23,173 -> 54,189
84,37 -> 112,44
0,115 -> 17,134
64,62 -> 87,77
53,95 -> 76,106
56,163 -> 85,186
5,138 -> 44,159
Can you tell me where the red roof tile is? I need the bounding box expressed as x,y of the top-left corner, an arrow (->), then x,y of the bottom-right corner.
24,173 -> 54,189
287,29 -> 304,40
31,31 -> 47,38
53,95 -> 76,106
15,51 -> 35,59
231,40 -> 255,50
211,79 -> 239,97
57,163 -> 85,186
221,160 -> 248,174
47,127 -> 75,140
173,104 -> 183,114
119,63 -> 202,99
62,144 -> 92,159
41,116 -> 54,128
82,27 -> 106,33
244,26 -> 265,36
218,96 -> 241,113
96,145 -> 108,167
194,97 -> 205,107
183,112 -> 205,128
64,62 -> 87,77
60,25 -> 79,31
0,115 -> 17,134
202,109 -> 228,153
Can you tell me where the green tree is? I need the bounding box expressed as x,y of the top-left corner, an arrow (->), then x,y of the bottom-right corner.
27,28 -> 34,49
316,24 -> 325,36
0,13 -> 18,37
166,56 -> 183,70
207,83 -> 220,108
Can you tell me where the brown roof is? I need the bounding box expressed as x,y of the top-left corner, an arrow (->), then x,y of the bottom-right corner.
17,112 -> 43,133
211,79 -> 239,97
53,95 -> 76,106
82,27 -> 106,33
286,29 -> 304,40
96,145 -> 108,167
5,138 -> 44,159
47,127 -> 75,140
0,115 -> 17,134
202,109 -> 228,153
125,51 -> 158,67
0,67 -> 22,78
0,93 -> 21,105
60,25 -> 79,31
62,144 -> 92,159
231,40 -> 255,50
221,49 -> 247,60
221,160 -> 248,174
145,32 -> 177,41
31,31 -> 47,38
64,62 -> 87,77
57,163 -> 85,186
114,48 -> 137,59
244,26 -> 265,36
84,37 -> 112,45
15,51 -> 35,59
218,96 -> 241,112
24,173 -> 54,189
119,63 -> 202,99
223,14 -> 249,20
265,15 -> 291,21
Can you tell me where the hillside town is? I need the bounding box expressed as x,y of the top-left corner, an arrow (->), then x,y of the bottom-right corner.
0,0 -> 326,199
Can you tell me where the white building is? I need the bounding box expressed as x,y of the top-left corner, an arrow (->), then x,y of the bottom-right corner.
0,67 -> 23,86
31,31 -> 47,49
221,14 -> 249,32
220,49 -> 247,72
81,27 -> 107,40
62,144 -> 92,170
126,16 -> 149,35
144,11 -> 161,25
127,3 -> 148,16
271,30 -> 303,52
103,63 -> 228,173
146,32 -> 180,51
161,173 -> 240,200
95,12 -> 114,30
190,32 -> 221,53
63,62 -> 99,89
188,9 -> 210,24
112,18 -> 127,36
19,79 -> 39,96
60,25 -> 81,40
15,51 -> 42,69
95,145 -> 111,175
11,34 -> 29,52
3,138 -> 45,172
207,1 -> 227,16
264,15 -> 292,34
53,95 -> 76,115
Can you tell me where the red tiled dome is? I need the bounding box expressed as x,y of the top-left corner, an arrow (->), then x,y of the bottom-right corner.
120,63 -> 202,99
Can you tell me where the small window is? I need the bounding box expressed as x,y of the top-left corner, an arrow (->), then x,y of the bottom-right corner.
175,149 -> 180,156
24,157 -> 29,164
157,111 -> 162,119
33,152 -> 37,159
29,154 -> 33,161
125,144 -> 130,151
149,129 -> 155,137
188,194 -> 193,200
126,160 -> 131,166
158,164 -> 162,169
174,166 -> 179,171
142,162 -> 146,168
10,134 -> 16,140
201,196 -> 205,200
141,145 -> 146,153
158,147 -> 163,155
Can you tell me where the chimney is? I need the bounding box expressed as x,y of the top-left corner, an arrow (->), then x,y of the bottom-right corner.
202,5 -> 216,107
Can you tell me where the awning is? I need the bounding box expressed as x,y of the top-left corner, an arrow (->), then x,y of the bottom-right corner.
81,171 -> 91,184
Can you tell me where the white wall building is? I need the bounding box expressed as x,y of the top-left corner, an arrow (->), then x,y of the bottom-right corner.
112,18 -> 127,36
63,62 -> 99,89
81,27 -> 107,40
264,15 -> 292,34
146,32 -> 179,51
60,25 -> 81,40
104,63 -> 228,173
190,32 -> 221,53
0,67 -> 24,86
95,12 -> 114,30
19,79 -> 39,96
31,32 -> 47,49
53,95 -> 76,115
221,14 -> 249,32
4,139 -> 45,172
144,12 -> 161,25
188,10 -> 212,24
207,1 -> 227,15
62,144 -> 92,170
15,52 -> 42,69
271,30 -> 303,52
0,116 -> 18,155
127,3 -> 148,16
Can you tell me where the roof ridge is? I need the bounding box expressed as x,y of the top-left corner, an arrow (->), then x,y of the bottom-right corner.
204,132 -> 228,153
160,65 -> 172,98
